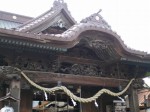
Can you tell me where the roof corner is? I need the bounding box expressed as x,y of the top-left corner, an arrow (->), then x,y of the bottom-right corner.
80,9 -> 111,30
52,0 -> 76,24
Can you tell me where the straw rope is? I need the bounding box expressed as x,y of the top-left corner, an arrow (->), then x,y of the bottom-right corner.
15,67 -> 134,103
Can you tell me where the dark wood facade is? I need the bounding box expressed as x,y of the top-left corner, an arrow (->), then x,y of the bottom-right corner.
0,0 -> 150,112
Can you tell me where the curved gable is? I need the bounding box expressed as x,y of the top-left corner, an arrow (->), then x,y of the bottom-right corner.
16,0 -> 76,34
0,1 -> 149,64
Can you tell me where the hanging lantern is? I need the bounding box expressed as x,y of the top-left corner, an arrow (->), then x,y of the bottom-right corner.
1,106 -> 14,112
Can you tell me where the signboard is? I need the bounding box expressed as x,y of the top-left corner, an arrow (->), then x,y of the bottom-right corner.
113,100 -> 126,112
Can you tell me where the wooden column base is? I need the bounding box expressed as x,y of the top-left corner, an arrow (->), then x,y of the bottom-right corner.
129,85 -> 140,112
10,79 -> 20,112
20,89 -> 33,112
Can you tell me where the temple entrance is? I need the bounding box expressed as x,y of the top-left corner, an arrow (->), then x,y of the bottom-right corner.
30,85 -> 123,112
0,67 -> 140,112
32,85 -> 81,112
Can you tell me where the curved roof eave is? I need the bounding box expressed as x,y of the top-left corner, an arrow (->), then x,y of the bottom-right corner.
0,22 -> 149,59
45,23 -> 148,56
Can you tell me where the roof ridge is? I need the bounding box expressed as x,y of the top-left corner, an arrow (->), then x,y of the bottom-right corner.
16,0 -> 76,32
0,10 -> 33,24
0,10 -> 33,19
80,9 -> 111,30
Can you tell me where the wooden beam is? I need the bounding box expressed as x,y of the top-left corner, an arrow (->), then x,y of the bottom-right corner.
129,85 -> 140,112
59,55 -> 104,65
23,71 -> 129,87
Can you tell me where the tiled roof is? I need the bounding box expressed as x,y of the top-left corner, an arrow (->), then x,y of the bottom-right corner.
0,19 -> 21,29
0,0 -> 149,59
0,10 -> 32,29
0,10 -> 33,24
16,0 -> 76,33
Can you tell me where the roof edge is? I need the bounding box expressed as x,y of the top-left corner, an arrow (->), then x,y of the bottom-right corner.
16,0 -> 76,32
0,22 -> 149,58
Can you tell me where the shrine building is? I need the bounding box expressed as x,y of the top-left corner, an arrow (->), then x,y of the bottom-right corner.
0,0 -> 150,112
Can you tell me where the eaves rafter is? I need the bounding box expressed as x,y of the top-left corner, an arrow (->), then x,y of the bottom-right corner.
0,6 -> 149,61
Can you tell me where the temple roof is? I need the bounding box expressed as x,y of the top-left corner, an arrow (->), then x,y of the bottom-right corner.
0,10 -> 33,24
0,11 -> 32,29
0,0 -> 150,63
0,19 -> 21,29
16,0 -> 76,33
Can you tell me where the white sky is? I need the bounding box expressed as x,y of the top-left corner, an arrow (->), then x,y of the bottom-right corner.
143,77 -> 150,86
0,0 -> 150,53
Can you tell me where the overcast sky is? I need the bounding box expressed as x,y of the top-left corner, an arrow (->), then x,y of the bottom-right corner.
0,0 -> 150,53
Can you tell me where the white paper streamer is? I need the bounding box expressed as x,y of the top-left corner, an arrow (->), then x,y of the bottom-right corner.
118,96 -> 125,102
95,100 -> 98,107
71,98 -> 77,106
44,91 -> 48,100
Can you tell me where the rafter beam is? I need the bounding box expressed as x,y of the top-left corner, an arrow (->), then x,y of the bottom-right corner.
23,71 -> 129,87
59,55 -> 104,65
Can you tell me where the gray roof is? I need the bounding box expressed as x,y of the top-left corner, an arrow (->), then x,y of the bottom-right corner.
0,0 -> 149,61
0,10 -> 33,23
0,10 -> 33,29
0,19 -> 21,29
16,0 -> 76,33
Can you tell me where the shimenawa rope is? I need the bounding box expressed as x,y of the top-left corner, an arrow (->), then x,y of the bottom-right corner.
15,67 -> 134,103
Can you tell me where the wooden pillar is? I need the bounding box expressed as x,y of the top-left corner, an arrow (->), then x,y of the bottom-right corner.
20,89 -> 33,112
129,85 -> 140,112
0,87 -> 4,109
81,87 -> 99,112
10,78 -> 20,112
